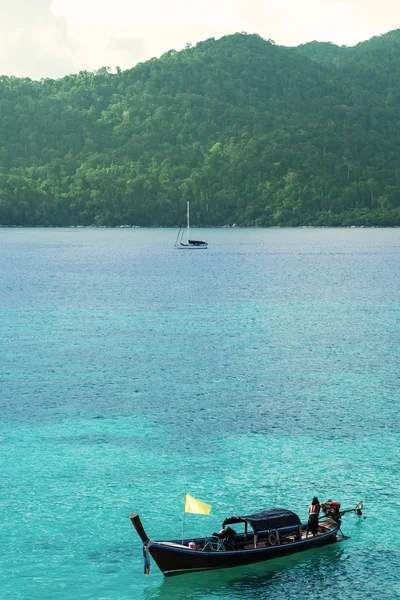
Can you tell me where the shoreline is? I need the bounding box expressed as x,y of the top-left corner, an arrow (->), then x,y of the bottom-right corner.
0,225 -> 399,229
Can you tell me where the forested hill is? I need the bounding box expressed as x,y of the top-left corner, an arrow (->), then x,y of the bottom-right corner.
1,30 -> 400,227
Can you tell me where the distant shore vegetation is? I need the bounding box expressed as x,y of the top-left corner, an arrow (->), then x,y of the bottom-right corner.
1,31 -> 400,228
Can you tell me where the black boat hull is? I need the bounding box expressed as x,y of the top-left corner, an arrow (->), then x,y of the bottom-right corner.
150,526 -> 339,576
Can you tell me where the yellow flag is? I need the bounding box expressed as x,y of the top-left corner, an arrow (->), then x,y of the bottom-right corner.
184,494 -> 211,515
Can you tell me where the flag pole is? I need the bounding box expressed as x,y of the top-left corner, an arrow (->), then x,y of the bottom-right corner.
182,494 -> 186,544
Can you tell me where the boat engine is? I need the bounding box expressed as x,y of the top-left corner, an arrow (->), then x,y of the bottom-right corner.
321,500 -> 341,519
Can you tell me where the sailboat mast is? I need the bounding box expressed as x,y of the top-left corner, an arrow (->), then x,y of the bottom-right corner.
187,201 -> 190,244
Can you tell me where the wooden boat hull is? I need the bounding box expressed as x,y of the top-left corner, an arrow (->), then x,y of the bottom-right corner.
149,525 -> 340,576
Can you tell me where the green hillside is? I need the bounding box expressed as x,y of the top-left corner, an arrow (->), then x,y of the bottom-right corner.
1,31 -> 400,227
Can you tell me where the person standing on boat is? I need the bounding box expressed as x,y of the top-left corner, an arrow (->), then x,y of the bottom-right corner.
306,497 -> 321,537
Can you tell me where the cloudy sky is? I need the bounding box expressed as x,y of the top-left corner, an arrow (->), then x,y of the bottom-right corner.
0,0 -> 398,79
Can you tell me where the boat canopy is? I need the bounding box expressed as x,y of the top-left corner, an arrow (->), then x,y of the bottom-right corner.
222,508 -> 301,533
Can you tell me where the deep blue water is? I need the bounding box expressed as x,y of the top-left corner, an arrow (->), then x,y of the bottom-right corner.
0,227 -> 399,599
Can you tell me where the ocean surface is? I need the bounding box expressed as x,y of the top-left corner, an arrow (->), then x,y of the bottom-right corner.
0,227 -> 399,600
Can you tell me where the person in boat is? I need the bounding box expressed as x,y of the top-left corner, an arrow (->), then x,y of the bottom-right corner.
212,526 -> 236,550
306,497 -> 321,537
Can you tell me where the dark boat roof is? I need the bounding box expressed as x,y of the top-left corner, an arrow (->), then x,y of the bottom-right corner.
222,508 -> 301,533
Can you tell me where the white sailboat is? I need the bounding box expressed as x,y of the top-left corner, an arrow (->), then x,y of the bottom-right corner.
174,201 -> 208,249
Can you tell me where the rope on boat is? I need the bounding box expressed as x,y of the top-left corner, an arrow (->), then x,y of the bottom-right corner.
143,540 -> 151,576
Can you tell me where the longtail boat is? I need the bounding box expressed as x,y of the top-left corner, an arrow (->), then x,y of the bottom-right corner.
130,500 -> 363,577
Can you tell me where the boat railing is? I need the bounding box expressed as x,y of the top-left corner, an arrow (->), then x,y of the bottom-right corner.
254,524 -> 301,536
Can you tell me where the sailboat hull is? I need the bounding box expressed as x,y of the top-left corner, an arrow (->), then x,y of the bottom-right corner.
177,244 -> 208,249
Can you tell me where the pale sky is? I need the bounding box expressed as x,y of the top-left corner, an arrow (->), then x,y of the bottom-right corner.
0,0 -> 398,79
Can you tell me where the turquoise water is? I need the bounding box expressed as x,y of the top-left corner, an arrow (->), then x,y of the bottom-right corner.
1,227 -> 399,600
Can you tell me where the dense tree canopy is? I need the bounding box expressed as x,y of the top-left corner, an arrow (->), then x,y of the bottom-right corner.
0,31 -> 400,227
